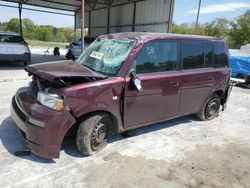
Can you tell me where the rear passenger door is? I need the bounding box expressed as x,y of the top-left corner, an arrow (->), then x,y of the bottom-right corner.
179,40 -> 215,115
124,40 -> 181,129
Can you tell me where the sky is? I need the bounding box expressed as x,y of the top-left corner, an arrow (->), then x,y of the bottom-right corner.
0,0 -> 250,27
174,0 -> 250,24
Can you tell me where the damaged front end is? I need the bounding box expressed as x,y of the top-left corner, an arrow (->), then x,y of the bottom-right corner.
27,74 -> 104,111
10,61 -> 107,158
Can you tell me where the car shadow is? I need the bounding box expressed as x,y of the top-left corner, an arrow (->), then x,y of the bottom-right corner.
0,54 -> 66,70
62,115 -> 198,158
1,115 -> 198,161
0,117 -> 55,163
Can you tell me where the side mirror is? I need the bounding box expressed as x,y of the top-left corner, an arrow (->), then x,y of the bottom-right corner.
130,69 -> 143,92
134,78 -> 143,92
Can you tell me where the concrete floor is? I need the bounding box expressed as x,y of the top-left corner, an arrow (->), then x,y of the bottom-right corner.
0,60 -> 250,187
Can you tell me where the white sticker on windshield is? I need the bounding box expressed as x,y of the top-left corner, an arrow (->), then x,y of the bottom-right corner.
90,51 -> 104,60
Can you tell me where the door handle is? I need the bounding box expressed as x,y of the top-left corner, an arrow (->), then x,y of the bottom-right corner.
169,81 -> 180,86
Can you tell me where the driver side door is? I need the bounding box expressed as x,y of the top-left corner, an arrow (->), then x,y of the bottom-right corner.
123,40 -> 181,129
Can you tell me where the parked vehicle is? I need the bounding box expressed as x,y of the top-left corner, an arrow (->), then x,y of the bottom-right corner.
11,33 -> 232,159
65,36 -> 95,60
229,49 -> 250,86
0,31 -> 31,66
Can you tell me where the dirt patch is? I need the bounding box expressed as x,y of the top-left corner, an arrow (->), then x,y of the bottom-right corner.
84,141 -> 250,188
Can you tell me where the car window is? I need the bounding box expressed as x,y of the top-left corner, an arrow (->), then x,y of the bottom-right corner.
182,41 -> 204,69
214,42 -> 228,67
135,40 -> 178,74
205,42 -> 213,67
85,37 -> 95,44
0,34 -> 23,43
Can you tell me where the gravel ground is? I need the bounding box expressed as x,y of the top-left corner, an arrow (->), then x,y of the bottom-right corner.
0,73 -> 249,187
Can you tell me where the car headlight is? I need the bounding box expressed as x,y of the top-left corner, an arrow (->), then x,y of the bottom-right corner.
37,91 -> 64,111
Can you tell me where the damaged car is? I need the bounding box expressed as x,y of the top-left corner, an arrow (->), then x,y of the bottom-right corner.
11,33 -> 232,159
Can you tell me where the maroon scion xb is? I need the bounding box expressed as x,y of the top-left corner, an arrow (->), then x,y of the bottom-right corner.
11,33 -> 232,159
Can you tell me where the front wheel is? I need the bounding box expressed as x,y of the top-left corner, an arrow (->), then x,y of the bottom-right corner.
196,93 -> 221,121
76,113 -> 112,156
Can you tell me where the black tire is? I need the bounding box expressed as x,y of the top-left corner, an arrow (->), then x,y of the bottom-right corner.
76,113 -> 112,156
196,93 -> 221,121
23,61 -> 31,66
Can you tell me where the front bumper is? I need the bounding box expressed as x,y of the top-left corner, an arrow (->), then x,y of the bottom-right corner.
10,87 -> 76,159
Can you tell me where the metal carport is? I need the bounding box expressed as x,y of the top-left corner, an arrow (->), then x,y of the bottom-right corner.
1,0 -> 175,52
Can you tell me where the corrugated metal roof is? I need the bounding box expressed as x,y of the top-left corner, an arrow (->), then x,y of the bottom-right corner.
1,0 -> 145,12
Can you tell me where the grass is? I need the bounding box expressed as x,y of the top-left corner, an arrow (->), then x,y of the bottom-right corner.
26,40 -> 69,49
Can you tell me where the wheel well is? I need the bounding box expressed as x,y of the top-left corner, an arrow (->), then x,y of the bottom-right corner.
74,111 -> 119,135
214,90 -> 224,98
214,90 -> 225,105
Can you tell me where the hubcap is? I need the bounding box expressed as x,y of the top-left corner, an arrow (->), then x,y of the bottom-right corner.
92,121 -> 107,148
206,100 -> 219,118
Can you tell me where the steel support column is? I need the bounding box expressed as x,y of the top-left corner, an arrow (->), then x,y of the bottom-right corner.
132,2 -> 137,32
88,10 -> 91,36
81,0 -> 85,53
107,6 -> 110,34
18,2 -> 23,37
74,11 -> 77,41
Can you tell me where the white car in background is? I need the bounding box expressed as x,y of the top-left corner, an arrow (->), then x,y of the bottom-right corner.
66,37 -> 95,60
0,31 -> 31,66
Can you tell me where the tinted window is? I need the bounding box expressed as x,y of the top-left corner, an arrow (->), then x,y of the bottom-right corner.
205,42 -> 213,67
0,34 -> 23,43
214,42 -> 228,67
136,41 -> 178,74
182,41 -> 204,69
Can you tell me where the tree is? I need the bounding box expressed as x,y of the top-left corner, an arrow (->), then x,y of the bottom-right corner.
7,18 -> 20,33
229,10 -> 250,48
201,18 -> 230,37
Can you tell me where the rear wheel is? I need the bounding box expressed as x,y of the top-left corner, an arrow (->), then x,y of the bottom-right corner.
196,93 -> 221,121
76,113 -> 112,156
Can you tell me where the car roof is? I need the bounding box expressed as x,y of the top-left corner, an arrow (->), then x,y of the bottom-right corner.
100,32 -> 224,42
0,31 -> 22,36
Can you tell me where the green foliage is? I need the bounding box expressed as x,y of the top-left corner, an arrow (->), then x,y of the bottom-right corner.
1,10 -> 249,49
229,10 -> 250,48
7,18 -> 20,33
1,18 -> 80,43
172,10 -> 250,49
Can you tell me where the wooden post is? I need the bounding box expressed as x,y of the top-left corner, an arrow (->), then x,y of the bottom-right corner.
195,0 -> 202,33
167,0 -> 175,33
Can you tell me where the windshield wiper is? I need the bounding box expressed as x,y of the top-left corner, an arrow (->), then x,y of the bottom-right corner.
82,64 -> 97,72
82,64 -> 108,77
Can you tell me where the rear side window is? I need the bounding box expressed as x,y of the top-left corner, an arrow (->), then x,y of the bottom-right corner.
182,41 -> 204,69
214,42 -> 228,67
205,42 -> 213,67
136,40 -> 178,74
0,34 -> 23,43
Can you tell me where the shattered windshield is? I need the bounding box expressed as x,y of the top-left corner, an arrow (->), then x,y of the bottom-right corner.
76,38 -> 136,76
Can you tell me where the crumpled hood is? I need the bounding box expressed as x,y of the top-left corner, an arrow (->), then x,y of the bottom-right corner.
25,60 -> 106,81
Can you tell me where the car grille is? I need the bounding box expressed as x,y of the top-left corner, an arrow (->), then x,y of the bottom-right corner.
28,81 -> 39,98
12,96 -> 26,122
